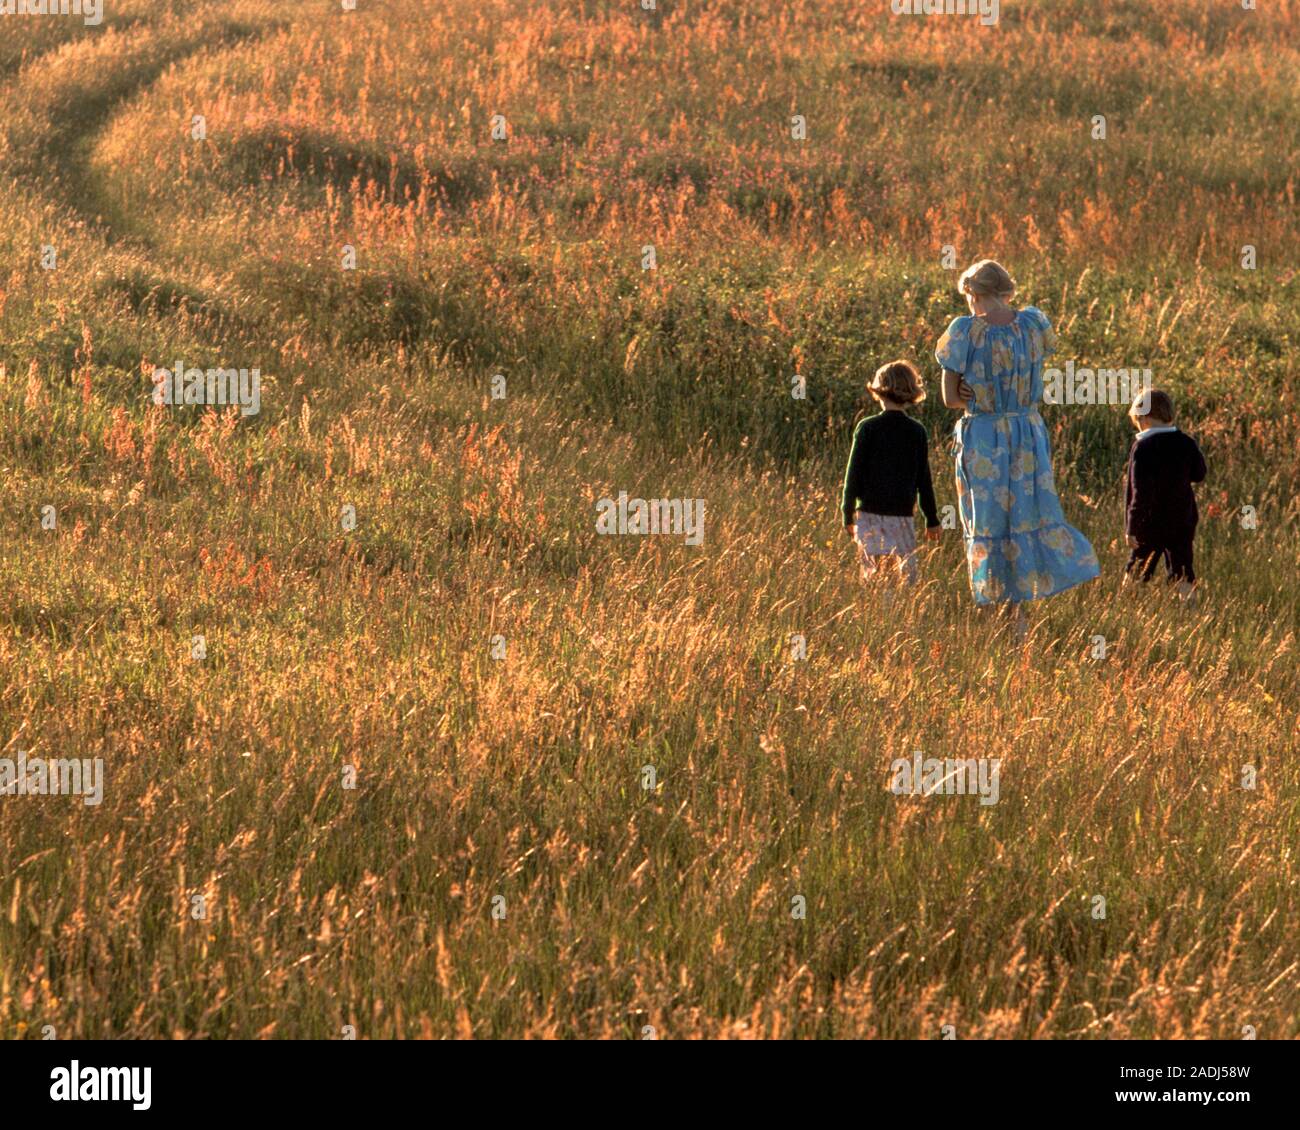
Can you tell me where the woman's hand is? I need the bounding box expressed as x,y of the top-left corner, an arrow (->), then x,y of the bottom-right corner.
941,369 -> 975,409
925,527 -> 942,542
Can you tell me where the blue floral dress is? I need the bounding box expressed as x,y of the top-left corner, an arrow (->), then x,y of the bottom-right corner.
935,306 -> 1099,605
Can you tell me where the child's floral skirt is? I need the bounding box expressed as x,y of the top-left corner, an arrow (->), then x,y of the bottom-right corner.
853,511 -> 917,581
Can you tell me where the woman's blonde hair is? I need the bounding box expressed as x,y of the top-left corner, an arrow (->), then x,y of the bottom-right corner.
869,359 -> 925,406
959,259 -> 1016,300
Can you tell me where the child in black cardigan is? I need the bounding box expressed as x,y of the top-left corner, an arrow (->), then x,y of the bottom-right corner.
841,360 -> 941,583
1124,388 -> 1207,599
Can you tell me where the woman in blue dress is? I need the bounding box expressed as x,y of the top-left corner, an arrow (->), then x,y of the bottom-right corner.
936,260 -> 1099,613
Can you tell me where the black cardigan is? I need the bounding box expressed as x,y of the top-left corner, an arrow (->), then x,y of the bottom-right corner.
1125,428 -> 1207,540
840,411 -> 939,527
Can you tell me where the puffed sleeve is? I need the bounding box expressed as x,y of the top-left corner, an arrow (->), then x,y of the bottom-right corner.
935,316 -> 971,374
1021,305 -> 1057,358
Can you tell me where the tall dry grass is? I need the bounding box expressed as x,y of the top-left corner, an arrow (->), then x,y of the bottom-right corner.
0,0 -> 1296,1038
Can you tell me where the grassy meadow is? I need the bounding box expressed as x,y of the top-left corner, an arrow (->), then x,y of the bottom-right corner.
1,0 -> 1298,1039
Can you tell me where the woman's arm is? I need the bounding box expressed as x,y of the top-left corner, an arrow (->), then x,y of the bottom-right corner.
941,369 -> 973,409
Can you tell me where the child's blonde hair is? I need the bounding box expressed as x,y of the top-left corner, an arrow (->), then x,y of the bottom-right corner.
869,359 -> 925,406
959,259 -> 1016,300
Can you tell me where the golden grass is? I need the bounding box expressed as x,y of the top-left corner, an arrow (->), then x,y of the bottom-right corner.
0,0 -> 1296,1038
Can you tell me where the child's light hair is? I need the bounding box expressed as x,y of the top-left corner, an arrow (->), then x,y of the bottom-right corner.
959,259 -> 1016,300
869,359 -> 925,406
1131,388 -> 1174,423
